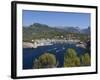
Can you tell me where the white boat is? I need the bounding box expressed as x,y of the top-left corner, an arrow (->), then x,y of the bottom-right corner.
54,48 -> 57,50
56,50 -> 60,52
33,42 -> 53,48
62,47 -> 65,49
76,43 -> 86,48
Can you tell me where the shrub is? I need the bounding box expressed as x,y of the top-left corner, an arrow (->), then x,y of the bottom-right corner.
64,48 -> 80,67
33,53 -> 58,68
81,53 -> 91,66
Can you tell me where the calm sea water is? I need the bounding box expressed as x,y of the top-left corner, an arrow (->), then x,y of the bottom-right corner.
23,43 -> 85,69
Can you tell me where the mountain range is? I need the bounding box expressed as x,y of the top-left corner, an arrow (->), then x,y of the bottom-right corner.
23,23 -> 90,41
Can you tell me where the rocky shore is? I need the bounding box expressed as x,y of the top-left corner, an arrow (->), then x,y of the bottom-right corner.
23,39 -> 81,48
23,42 -> 34,48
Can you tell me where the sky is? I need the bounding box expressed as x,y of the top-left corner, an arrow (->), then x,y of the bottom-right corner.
22,10 -> 90,29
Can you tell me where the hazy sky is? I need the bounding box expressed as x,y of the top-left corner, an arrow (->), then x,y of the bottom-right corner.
22,10 -> 90,29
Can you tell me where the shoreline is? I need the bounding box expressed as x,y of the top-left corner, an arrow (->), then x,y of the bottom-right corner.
23,39 -> 86,48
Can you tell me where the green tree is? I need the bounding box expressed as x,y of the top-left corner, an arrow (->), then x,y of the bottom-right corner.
81,53 -> 91,66
33,53 -> 58,68
64,48 -> 80,67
